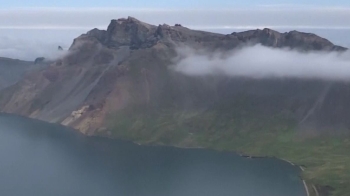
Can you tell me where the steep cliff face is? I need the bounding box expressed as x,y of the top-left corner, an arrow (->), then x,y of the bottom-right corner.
0,17 -> 348,136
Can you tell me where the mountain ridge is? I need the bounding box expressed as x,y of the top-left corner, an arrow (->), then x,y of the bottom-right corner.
0,16 -> 348,136
0,16 -> 348,135
75,17 -> 347,51
0,17 -> 349,196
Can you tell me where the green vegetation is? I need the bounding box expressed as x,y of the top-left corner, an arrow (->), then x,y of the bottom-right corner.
107,106 -> 350,196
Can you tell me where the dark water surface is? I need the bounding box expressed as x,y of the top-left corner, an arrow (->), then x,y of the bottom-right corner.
0,114 -> 306,196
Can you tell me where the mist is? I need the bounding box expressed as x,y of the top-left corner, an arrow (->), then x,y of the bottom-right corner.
173,45 -> 350,81
0,30 -> 79,61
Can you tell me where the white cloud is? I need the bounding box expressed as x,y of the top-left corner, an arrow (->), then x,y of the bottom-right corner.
0,30 -> 81,61
174,45 -> 350,81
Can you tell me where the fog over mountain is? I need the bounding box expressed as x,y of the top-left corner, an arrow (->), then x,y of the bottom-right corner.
174,45 -> 350,80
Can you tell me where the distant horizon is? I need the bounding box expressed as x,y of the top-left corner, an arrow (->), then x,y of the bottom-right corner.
3,0 -> 350,8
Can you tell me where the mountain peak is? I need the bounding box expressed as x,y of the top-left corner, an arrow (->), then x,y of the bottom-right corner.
261,28 -> 280,36
71,17 -> 346,52
108,17 -> 154,31
103,17 -> 157,49
126,16 -> 142,23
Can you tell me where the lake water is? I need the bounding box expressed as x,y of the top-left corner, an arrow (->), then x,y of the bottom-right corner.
0,114 -> 306,196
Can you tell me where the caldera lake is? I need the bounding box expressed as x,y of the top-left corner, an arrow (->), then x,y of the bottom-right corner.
0,114 -> 306,196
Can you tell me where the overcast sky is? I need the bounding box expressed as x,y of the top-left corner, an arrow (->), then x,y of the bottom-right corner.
1,1 -> 350,60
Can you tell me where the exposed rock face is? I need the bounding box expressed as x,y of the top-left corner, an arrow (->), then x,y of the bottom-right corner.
61,105 -> 92,127
232,28 -> 347,51
78,17 -> 159,50
0,17 -> 348,136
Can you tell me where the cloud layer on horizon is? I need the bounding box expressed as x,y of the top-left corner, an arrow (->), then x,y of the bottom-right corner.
1,6 -> 350,60
1,7 -> 350,30
0,30 -> 80,61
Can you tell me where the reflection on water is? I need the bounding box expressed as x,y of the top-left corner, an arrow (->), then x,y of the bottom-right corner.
0,114 -> 306,196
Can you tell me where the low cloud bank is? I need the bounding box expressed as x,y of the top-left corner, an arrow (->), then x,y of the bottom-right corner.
173,45 -> 350,81
1,7 -> 350,31
0,30 -> 79,61
0,36 -> 66,61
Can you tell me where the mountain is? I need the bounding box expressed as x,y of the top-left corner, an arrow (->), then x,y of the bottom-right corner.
0,17 -> 347,133
0,17 -> 349,196
0,57 -> 44,90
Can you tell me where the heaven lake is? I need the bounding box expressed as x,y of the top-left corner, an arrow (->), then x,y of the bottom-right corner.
0,114 -> 306,196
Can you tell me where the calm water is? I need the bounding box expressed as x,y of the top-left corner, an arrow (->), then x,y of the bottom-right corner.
0,114 -> 306,196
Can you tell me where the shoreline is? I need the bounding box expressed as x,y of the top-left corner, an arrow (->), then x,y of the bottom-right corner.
249,156 -> 316,196
0,112 -> 327,196
273,158 -> 321,196
118,138 -> 319,196
299,166 -> 311,196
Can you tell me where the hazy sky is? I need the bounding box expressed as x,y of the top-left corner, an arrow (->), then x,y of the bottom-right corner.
1,1 -> 350,60
2,0 -> 350,7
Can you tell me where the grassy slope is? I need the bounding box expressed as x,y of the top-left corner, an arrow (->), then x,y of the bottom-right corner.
102,46 -> 350,195
106,106 -> 350,196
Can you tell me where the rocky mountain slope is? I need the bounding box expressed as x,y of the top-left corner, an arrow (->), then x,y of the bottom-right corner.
0,17 -> 350,195
0,17 -> 347,135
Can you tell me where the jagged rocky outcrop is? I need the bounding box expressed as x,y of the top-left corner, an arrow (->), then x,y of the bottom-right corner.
0,16 -> 348,136
79,17 -> 347,52
232,28 -> 347,51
